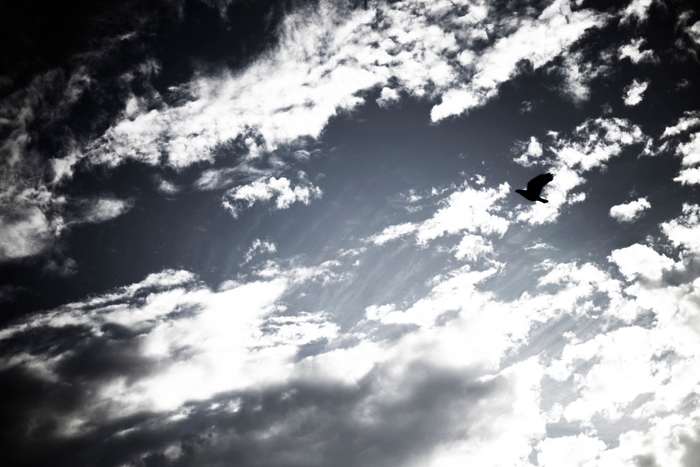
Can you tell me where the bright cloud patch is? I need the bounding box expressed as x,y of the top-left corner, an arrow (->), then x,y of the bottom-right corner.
623,79 -> 649,106
515,118 -> 650,225
687,20 -> 700,45
609,197 -> 651,222
0,187 -> 64,261
371,182 -> 511,253
618,38 -> 657,63
222,172 -> 322,218
81,197 -> 135,223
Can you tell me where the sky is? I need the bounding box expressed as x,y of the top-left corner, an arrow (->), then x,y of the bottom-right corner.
1,0 -> 700,465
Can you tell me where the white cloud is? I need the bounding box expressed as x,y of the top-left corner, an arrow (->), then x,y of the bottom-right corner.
0,70 -> 88,262
619,38 -> 658,63
369,221 -> 418,245
676,132 -> 700,167
81,197 -> 135,223
609,243 -> 674,282
661,203 -> 700,254
0,205 -> 53,260
7,197 -> 700,464
243,238 -> 277,264
609,197 -> 651,222
80,0 -> 606,172
0,262 -> 344,420
513,136 -> 544,166
515,118 -> 650,225
674,167 -> 700,185
670,133 -> 700,184
10,0 -> 602,226
431,0 -> 605,121
555,49 -> 612,104
0,186 -> 67,261
155,177 -> 181,194
623,79 -> 649,106
537,434 -> 607,467
371,181 -> 511,261
687,20 -> 700,45
222,172 -> 322,218
454,233 -> 494,261
414,183 -> 511,244
660,114 -> 700,185
620,0 -> 654,24
376,87 -> 400,107
661,111 -> 700,138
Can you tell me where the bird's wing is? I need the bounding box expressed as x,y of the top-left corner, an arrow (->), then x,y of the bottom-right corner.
526,173 -> 554,195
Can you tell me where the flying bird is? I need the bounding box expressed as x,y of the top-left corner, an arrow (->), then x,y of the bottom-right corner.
515,173 -> 554,203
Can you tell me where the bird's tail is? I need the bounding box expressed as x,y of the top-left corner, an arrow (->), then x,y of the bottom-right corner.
538,198 -> 549,203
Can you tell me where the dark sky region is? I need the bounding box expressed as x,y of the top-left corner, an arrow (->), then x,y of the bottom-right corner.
1,0 -> 700,465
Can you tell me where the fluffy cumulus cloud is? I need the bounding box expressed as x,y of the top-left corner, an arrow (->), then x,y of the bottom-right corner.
609,197 -> 651,222
515,117 -> 651,225
623,79 -> 649,106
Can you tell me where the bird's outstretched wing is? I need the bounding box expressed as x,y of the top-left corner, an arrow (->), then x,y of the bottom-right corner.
526,173 -> 554,196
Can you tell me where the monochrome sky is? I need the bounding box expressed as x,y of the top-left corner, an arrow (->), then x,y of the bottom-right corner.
1,0 -> 700,465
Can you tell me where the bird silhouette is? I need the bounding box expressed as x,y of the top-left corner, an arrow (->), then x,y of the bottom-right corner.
515,173 -> 554,203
